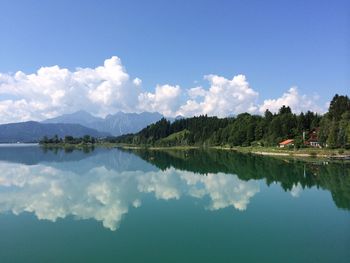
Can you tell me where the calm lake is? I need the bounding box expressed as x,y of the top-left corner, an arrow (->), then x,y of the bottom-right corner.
0,146 -> 349,262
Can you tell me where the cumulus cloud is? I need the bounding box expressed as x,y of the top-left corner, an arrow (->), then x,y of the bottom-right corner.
0,56 -> 141,123
138,84 -> 181,116
0,56 -> 325,123
177,74 -> 259,117
187,86 -> 207,99
259,87 -> 324,114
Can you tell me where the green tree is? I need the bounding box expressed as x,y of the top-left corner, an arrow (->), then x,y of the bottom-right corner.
328,94 -> 350,121
83,135 -> 91,143
327,121 -> 339,148
64,136 -> 74,144
53,134 -> 59,144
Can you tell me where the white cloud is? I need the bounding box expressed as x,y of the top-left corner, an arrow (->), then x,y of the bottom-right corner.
177,74 -> 259,117
259,87 -> 324,114
0,56 -> 326,123
187,86 -> 207,99
0,56 -> 141,123
133,77 -> 142,86
138,84 -> 181,116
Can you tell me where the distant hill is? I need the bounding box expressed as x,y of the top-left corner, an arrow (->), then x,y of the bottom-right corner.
43,110 -> 164,136
42,110 -> 102,127
0,121 -> 109,143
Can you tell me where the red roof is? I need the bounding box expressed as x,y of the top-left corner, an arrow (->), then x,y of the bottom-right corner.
279,139 -> 294,145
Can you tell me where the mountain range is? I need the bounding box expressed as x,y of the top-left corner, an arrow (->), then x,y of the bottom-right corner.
0,121 -> 109,143
42,110 -> 164,136
0,111 -> 170,143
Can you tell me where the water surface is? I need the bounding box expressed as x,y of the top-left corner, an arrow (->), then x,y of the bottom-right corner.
0,146 -> 349,262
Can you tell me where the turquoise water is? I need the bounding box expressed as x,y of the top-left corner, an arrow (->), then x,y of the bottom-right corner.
0,146 -> 349,262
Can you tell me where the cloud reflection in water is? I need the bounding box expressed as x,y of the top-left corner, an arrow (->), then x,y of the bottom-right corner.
0,160 -> 259,231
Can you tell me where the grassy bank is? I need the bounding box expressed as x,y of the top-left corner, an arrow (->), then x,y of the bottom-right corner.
211,146 -> 350,159
117,143 -> 350,159
117,144 -> 199,151
40,142 -> 350,160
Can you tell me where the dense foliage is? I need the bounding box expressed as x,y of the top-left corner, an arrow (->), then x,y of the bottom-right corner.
318,94 -> 350,148
114,94 -> 350,148
112,116 -> 231,146
40,135 -> 97,145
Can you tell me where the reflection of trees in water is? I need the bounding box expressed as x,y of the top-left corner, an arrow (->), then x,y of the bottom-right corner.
128,149 -> 350,210
43,145 -> 96,154
0,146 -> 99,165
0,147 -> 348,231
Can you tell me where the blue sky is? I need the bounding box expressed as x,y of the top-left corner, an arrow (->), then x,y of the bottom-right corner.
0,0 -> 349,122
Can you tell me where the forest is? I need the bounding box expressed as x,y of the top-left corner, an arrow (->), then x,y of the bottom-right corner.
113,94 -> 350,149
40,135 -> 97,145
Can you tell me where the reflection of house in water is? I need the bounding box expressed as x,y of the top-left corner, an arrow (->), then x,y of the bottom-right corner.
304,128 -> 321,148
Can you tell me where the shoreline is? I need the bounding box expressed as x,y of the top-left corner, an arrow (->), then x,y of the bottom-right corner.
120,144 -> 350,160
37,143 -> 350,160
211,146 -> 350,159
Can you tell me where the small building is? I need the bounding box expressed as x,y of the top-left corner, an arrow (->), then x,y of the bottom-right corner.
279,139 -> 294,148
304,129 -> 321,148
308,139 -> 320,148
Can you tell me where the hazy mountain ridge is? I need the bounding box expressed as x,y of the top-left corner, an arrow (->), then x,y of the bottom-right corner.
0,121 -> 108,143
0,111 -> 179,143
42,110 -> 102,127
43,110 -> 165,136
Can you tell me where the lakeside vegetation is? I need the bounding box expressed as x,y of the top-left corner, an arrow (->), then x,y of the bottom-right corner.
39,94 -> 350,158
40,134 -> 97,145
39,135 -> 98,151
215,146 -> 350,159
111,94 -> 350,150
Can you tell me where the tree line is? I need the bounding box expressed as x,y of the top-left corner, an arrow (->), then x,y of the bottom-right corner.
113,94 -> 350,148
40,135 -> 97,145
